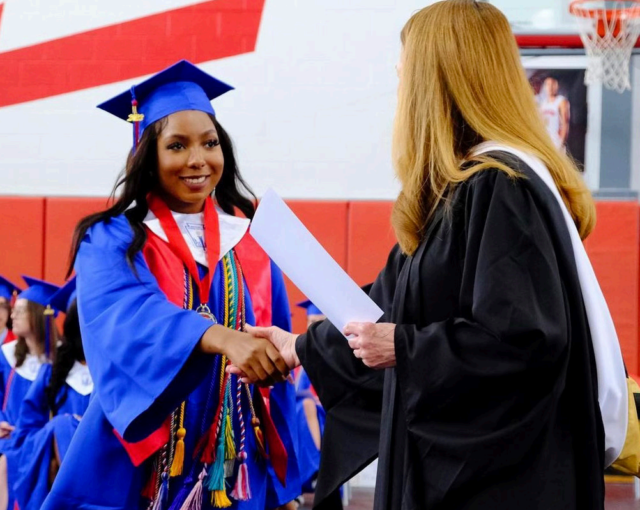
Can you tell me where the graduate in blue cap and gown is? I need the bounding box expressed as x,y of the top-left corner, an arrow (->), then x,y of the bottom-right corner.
0,277 -> 22,346
0,276 -> 59,510
43,59 -> 301,510
12,277 -> 93,510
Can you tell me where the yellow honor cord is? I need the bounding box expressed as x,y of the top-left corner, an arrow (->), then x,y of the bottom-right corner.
169,402 -> 187,477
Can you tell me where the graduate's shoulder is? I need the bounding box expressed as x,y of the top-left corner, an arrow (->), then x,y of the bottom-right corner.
0,340 -> 17,369
35,361 -> 53,383
81,214 -> 135,249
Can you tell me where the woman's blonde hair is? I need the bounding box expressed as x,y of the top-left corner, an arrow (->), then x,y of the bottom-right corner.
392,0 -> 595,255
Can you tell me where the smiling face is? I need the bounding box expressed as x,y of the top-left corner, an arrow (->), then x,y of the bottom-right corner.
155,110 -> 224,214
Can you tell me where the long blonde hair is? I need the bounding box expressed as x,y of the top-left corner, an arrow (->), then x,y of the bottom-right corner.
392,0 -> 595,255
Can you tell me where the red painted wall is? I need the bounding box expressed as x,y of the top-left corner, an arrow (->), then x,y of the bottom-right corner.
585,202 -> 640,374
2,196 -> 638,373
0,197 -> 45,286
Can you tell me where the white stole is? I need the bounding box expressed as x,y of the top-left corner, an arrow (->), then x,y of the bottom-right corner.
1,340 -> 46,382
473,142 -> 628,466
143,207 -> 250,268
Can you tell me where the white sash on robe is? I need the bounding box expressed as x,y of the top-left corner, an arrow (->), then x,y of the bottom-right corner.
473,142 -> 628,466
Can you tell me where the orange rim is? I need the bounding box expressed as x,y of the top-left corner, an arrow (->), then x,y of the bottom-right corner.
570,0 -> 640,20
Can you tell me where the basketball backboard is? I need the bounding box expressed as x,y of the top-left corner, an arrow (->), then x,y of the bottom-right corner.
491,0 -> 577,35
490,0 -> 587,48
492,0 -> 640,50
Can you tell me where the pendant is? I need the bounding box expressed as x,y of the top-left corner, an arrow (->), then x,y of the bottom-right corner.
196,304 -> 217,324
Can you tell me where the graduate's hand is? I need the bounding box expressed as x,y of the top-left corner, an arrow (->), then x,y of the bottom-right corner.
345,322 -> 396,369
0,421 -> 15,438
200,325 -> 289,385
227,325 -> 300,384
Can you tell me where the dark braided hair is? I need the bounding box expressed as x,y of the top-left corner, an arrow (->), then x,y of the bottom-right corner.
45,300 -> 84,415
67,115 -> 256,276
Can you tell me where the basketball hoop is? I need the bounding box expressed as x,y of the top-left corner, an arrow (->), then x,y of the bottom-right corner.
570,0 -> 640,92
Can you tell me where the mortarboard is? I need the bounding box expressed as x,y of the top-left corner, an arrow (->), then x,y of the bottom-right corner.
296,299 -> 323,316
50,277 -> 77,314
19,276 -> 61,310
97,59 -> 234,148
0,276 -> 22,302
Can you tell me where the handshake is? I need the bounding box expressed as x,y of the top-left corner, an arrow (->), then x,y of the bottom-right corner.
199,324 -> 300,387
200,321 -> 398,386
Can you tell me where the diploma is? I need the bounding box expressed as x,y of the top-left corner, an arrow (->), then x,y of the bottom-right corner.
250,189 -> 384,336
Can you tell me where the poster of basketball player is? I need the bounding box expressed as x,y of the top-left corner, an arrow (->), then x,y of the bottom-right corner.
526,69 -> 588,169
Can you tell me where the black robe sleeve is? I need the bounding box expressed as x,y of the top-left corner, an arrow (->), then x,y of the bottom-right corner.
394,170 -> 570,497
295,245 -> 406,505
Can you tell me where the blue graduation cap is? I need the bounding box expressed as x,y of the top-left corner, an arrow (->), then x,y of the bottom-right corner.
0,276 -> 22,301
296,299 -> 323,316
50,277 -> 77,314
97,59 -> 234,147
19,276 -> 61,311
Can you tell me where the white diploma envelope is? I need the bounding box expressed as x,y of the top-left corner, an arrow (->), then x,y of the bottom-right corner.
250,189 -> 384,336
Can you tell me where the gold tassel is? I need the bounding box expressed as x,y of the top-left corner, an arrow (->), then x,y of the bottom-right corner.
251,417 -> 267,459
170,402 -> 187,477
212,489 -> 232,508
169,427 -> 186,477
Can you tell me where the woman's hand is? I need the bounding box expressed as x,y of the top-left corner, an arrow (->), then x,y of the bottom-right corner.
345,322 -> 397,369
0,421 -> 15,439
227,325 -> 300,384
246,325 -> 301,369
200,325 -> 289,385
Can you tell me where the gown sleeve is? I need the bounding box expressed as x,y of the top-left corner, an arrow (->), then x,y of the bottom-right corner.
75,216 -> 214,442
293,246 -> 404,503
394,170 -> 570,494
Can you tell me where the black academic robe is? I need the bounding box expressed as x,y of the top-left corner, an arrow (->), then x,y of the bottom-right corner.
297,154 -> 604,510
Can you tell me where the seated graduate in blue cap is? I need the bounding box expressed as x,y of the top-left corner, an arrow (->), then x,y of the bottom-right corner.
0,276 -> 59,510
12,277 -> 93,510
0,276 -> 22,346
43,60 -> 301,510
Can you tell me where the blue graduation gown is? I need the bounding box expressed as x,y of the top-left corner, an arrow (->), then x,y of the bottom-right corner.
42,215 -> 300,510
0,341 -> 46,510
11,363 -> 92,510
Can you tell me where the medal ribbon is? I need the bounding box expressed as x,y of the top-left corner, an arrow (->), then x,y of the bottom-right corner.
147,193 -> 220,305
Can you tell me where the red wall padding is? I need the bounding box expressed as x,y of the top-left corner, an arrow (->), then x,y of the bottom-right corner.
585,202 -> 640,374
347,201 -> 396,287
2,196 -> 640,373
44,197 -> 112,284
0,197 -> 45,285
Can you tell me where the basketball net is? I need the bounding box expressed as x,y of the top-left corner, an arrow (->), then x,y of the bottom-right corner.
570,1 -> 640,93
